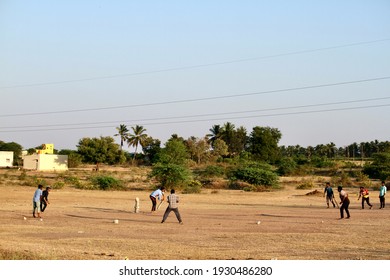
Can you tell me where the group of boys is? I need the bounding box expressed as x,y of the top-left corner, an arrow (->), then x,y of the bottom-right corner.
32,184 -> 51,218
324,181 -> 387,219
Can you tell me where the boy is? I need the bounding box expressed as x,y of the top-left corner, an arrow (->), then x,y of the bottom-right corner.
379,181 -> 387,209
32,184 -> 43,218
324,182 -> 336,208
357,186 -> 373,209
338,186 -> 350,219
150,187 -> 165,212
40,186 -> 51,212
161,189 -> 183,224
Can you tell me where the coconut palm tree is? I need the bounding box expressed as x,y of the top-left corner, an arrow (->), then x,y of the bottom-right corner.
221,122 -> 235,153
206,124 -> 222,146
127,125 -> 148,162
114,124 -> 129,151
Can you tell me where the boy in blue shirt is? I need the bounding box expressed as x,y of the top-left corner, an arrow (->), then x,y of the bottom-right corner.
32,184 -> 43,218
379,181 -> 387,209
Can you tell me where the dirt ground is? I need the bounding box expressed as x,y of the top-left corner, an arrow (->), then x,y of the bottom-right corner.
1,180 -> 389,260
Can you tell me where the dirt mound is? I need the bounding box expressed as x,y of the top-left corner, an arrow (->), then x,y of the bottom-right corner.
305,189 -> 322,196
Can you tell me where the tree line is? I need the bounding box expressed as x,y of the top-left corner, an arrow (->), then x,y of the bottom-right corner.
1,123 -> 390,166
1,122 -> 390,186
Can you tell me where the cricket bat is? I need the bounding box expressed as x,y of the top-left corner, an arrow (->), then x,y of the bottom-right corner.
157,201 -> 163,210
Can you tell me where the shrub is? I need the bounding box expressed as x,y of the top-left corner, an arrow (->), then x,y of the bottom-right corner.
89,175 -> 125,190
149,163 -> 192,189
52,181 -> 65,189
311,156 -> 335,168
182,180 -> 202,194
18,170 -> 27,181
35,177 -> 47,186
331,172 -> 353,188
202,165 -> 225,178
277,157 -> 297,176
296,180 -> 316,190
353,171 -> 372,188
228,162 -> 279,188
363,153 -> 390,180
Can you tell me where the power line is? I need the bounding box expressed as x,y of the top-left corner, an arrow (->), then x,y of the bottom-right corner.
1,38 -> 389,90
2,103 -> 390,133
1,76 -> 389,118
1,96 -> 389,129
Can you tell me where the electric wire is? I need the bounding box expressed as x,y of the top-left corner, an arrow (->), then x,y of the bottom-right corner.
1,38 -> 389,90
1,76 -> 389,118
1,96 -> 389,130
2,103 -> 390,133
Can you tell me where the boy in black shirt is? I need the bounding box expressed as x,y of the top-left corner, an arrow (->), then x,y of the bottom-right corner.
41,186 -> 51,212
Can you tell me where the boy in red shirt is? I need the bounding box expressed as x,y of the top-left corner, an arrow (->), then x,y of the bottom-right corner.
357,186 -> 373,209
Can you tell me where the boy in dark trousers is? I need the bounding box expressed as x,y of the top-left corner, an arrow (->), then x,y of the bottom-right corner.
40,186 -> 51,212
324,182 -> 336,208
161,189 -> 183,224
338,186 -> 350,219
357,186 -> 373,209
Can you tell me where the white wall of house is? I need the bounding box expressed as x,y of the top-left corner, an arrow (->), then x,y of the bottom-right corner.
23,154 -> 68,171
0,151 -> 14,167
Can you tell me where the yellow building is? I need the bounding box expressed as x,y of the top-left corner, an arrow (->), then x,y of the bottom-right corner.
36,143 -> 54,154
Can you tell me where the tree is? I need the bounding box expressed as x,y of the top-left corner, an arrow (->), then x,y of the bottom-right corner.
77,136 -> 122,169
248,126 -> 282,163
211,139 -> 228,160
114,124 -> 129,151
186,136 -> 210,164
158,138 -> 190,165
220,122 -> 235,154
149,162 -> 192,189
141,136 -> 161,164
126,125 -> 147,163
363,152 -> 390,180
230,125 -> 248,155
58,149 -> 82,168
149,138 -> 192,189
207,124 -> 222,146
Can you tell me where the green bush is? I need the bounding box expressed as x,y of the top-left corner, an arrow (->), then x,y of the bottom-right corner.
311,156 -> 335,168
363,153 -> 390,180
149,162 -> 192,189
52,181 -> 65,189
229,162 -> 279,188
331,172 -> 353,188
35,177 -> 47,186
201,165 -> 225,178
277,157 -> 297,176
182,180 -> 202,194
353,171 -> 372,188
89,175 -> 125,190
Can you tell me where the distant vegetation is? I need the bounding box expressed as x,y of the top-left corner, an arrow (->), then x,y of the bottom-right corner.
1,122 -> 390,192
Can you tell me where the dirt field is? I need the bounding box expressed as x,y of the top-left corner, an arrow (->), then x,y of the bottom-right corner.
1,176 -> 389,260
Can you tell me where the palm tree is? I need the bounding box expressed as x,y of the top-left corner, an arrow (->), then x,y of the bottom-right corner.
221,122 -> 235,153
114,124 -> 129,151
127,125 -> 148,162
206,124 -> 222,146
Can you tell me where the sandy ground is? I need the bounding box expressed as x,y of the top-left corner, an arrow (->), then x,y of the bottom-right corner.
1,183 -> 389,260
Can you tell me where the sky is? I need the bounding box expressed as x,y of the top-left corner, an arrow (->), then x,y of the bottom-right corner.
1,0 -> 390,151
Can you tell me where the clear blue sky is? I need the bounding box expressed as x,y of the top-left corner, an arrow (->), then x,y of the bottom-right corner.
1,0 -> 389,151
